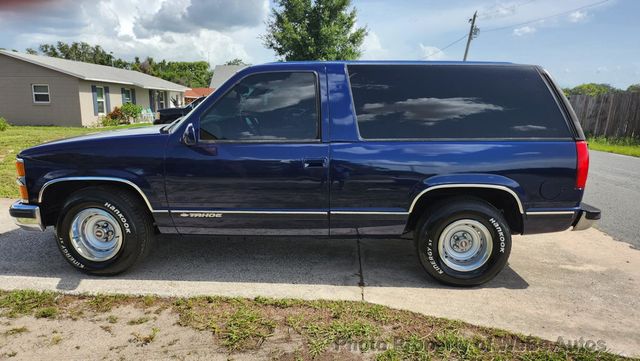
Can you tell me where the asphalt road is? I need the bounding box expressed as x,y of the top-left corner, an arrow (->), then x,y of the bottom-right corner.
582,150 -> 640,248
1,198 -> 639,356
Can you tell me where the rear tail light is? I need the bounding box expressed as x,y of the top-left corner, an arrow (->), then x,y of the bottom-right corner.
576,141 -> 589,189
16,159 -> 28,202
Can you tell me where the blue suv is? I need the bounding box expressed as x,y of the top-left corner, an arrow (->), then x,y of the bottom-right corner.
9,61 -> 600,286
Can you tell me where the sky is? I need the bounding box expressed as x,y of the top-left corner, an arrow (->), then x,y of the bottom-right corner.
0,0 -> 638,89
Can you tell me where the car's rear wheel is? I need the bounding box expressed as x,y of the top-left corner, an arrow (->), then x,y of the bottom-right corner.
415,198 -> 512,286
55,186 -> 154,275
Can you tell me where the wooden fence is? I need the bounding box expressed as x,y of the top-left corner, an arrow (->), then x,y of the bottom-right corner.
569,92 -> 640,139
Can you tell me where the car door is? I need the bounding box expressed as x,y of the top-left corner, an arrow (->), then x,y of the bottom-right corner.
164,67 -> 330,235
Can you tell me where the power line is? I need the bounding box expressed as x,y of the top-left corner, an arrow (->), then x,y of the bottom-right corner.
426,0 -> 610,61
482,0 -> 610,33
423,33 -> 468,59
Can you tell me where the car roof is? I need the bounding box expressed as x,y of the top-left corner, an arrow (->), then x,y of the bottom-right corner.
264,60 -> 515,66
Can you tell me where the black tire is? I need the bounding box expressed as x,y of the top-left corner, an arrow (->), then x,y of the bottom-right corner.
55,186 -> 154,275
415,198 -> 512,286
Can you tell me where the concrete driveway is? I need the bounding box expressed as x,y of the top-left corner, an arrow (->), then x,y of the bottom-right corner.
1,198 -> 638,356
583,150 -> 640,247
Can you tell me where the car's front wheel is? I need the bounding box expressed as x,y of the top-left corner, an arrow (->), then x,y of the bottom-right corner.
55,186 -> 154,275
415,198 -> 512,286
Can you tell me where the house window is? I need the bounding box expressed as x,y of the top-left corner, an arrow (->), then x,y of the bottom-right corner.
96,86 -> 106,114
32,84 -> 50,103
123,88 -> 132,103
158,91 -> 166,109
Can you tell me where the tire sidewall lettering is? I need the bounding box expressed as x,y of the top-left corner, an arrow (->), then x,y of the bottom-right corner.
488,217 -> 506,253
425,237 -> 444,275
103,202 -> 132,234
58,236 -> 85,269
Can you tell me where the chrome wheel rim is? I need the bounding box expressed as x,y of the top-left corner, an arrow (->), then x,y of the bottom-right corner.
69,208 -> 123,262
437,219 -> 492,272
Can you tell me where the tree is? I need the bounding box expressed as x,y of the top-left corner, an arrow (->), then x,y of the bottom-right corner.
627,84 -> 640,93
36,41 -> 125,68
262,0 -> 367,61
565,83 -> 620,97
225,58 -> 246,65
28,41 -> 213,88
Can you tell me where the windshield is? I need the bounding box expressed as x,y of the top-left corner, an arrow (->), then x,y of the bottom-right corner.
161,95 -> 210,133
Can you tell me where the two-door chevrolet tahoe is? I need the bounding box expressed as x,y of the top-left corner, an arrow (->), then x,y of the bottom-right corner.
9,61 -> 601,286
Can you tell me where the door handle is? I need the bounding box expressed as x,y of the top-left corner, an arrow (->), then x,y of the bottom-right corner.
303,158 -> 328,168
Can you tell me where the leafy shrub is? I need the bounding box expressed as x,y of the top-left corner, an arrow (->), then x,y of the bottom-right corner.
0,117 -> 8,131
106,106 -> 125,123
121,103 -> 143,122
100,115 -> 120,127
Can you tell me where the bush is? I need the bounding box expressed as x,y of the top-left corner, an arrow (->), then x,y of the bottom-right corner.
0,117 -> 8,131
121,103 -> 143,122
107,106 -> 126,123
100,115 -> 120,127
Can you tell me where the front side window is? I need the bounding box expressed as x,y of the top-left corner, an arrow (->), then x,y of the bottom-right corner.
96,86 -> 105,114
32,84 -> 50,103
123,88 -> 132,103
199,72 -> 318,141
348,64 -> 571,139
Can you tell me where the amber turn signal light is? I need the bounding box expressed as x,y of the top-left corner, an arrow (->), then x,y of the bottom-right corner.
18,182 -> 29,202
16,159 -> 25,177
16,159 -> 28,202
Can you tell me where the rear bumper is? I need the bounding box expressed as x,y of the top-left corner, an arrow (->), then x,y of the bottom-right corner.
8,201 -> 44,231
572,203 -> 601,231
523,202 -> 601,234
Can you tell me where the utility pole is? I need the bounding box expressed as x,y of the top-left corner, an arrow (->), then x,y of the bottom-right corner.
463,11 -> 479,61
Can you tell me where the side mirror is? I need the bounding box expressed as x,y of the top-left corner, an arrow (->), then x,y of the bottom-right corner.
182,123 -> 197,146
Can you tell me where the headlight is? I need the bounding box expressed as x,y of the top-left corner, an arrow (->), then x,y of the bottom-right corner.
16,158 -> 28,203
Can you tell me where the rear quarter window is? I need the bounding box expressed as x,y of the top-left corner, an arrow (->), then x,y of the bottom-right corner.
347,64 -> 571,139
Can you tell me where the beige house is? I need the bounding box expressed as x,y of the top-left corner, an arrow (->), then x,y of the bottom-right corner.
0,50 -> 189,126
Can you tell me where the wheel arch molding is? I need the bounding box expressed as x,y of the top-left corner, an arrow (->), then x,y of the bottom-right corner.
38,176 -> 158,214
406,174 -> 526,234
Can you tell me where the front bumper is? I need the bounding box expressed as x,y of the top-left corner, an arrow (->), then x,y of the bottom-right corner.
572,203 -> 601,231
8,201 -> 44,231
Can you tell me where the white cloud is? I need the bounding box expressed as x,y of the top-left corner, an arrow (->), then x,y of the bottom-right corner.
134,0 -> 267,38
513,25 -> 536,36
568,10 -> 587,23
361,31 -> 390,59
419,44 -> 446,60
1,0 -> 271,66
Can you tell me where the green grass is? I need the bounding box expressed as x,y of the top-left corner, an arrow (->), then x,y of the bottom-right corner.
0,290 -> 57,318
219,306 -> 276,351
0,123 -> 152,198
588,136 -> 640,157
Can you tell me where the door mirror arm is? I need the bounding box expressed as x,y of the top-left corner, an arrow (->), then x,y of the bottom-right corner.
182,123 -> 197,146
